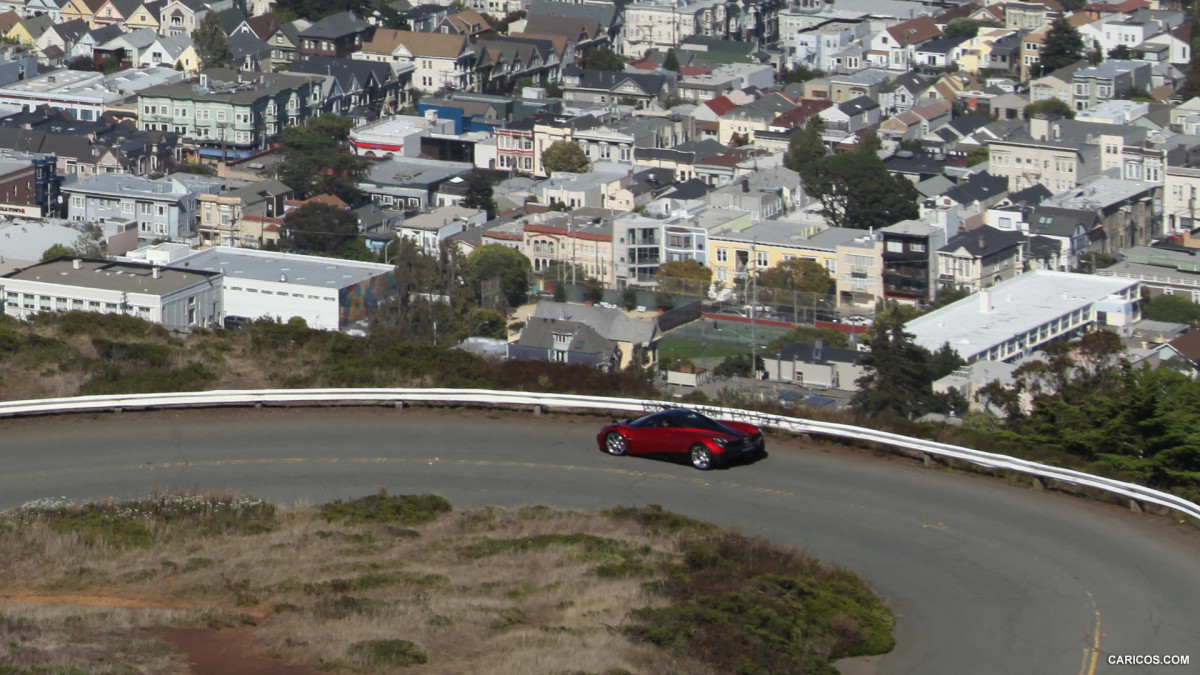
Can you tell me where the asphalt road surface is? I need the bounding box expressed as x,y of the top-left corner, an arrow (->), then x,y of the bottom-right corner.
1,406 -> 1197,675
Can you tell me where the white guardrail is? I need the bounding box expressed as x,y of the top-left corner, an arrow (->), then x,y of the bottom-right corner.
1,388 -> 1198,521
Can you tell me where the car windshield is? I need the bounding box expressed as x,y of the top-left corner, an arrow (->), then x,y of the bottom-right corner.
632,409 -> 726,431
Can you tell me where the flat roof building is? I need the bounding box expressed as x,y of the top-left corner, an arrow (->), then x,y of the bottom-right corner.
905,270 -> 1141,362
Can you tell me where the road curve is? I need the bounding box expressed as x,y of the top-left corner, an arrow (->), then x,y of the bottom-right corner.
1,406 -> 1197,675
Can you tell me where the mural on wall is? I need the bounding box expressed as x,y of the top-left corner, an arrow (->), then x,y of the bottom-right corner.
339,271 -> 398,324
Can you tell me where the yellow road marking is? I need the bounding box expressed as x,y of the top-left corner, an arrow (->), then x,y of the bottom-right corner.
1078,593 -> 1101,675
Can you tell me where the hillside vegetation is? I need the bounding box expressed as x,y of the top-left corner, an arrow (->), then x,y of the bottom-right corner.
0,492 -> 894,674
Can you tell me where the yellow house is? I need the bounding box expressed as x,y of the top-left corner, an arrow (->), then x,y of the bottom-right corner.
532,118 -> 576,178
9,15 -> 54,45
126,1 -> 162,33
708,220 -> 841,293
60,0 -> 104,26
172,43 -> 199,74
954,28 -> 1017,75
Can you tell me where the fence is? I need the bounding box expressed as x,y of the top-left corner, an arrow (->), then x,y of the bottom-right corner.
0,389 -> 1196,521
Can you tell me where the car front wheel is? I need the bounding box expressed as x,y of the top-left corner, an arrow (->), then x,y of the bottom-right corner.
604,431 -> 628,456
690,445 -> 713,470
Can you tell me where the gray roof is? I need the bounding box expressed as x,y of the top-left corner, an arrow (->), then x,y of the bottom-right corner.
531,301 -> 658,345
298,11 -> 368,39
770,342 -> 862,365
139,68 -> 322,104
939,225 -> 1024,257
174,246 -> 391,288
4,257 -> 218,295
942,171 -> 1007,205
528,0 -> 620,29
516,316 -> 617,356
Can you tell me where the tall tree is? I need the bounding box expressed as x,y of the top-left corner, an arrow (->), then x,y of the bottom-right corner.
281,203 -> 366,257
192,12 -> 233,70
803,151 -> 920,230
663,49 -> 680,72
584,45 -> 626,71
467,244 -> 532,308
541,140 -> 589,174
783,115 -> 826,175
460,170 -> 498,219
275,114 -> 369,204
1023,98 -> 1074,119
851,306 -> 942,418
1177,38 -> 1200,101
755,259 -> 834,295
1036,17 -> 1084,76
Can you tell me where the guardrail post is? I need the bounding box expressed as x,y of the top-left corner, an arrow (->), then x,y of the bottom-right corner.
922,453 -> 934,468
1031,477 -> 1044,491
533,404 -> 543,417
1129,499 -> 1143,514
395,401 -> 405,411
254,402 -> 263,409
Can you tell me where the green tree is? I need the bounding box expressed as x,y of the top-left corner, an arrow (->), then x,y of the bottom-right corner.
583,277 -> 605,303
1023,98 -> 1075,119
467,244 -> 532,308
1107,44 -> 1131,60
663,49 -> 680,72
622,287 -> 639,310
465,308 -> 507,339
756,259 -> 834,295
275,114 -> 369,203
584,45 -> 626,71
766,326 -> 849,352
192,12 -> 233,70
714,353 -> 763,378
281,202 -> 365,257
41,244 -> 74,261
783,115 -> 826,174
966,146 -> 989,166
943,18 -> 999,39
803,151 -> 919,230
857,127 -> 882,156
655,259 -> 712,295
850,306 -> 940,418
1144,294 -> 1200,323
541,140 -> 589,174
461,170 -> 498,219
778,64 -> 823,84
1036,17 -> 1084,76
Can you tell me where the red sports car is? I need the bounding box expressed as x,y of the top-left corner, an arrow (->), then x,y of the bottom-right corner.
597,408 -> 766,470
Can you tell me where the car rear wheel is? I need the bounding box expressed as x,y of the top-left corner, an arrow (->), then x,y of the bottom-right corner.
604,432 -> 628,456
690,445 -> 713,470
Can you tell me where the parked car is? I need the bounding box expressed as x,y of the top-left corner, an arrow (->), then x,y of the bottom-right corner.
596,408 -> 765,470
843,315 -> 872,326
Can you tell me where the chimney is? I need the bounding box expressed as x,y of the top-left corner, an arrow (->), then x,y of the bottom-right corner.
280,273 -> 287,282
741,178 -> 750,193
152,267 -> 161,279
72,258 -> 82,269
980,288 -> 991,313
978,234 -> 986,249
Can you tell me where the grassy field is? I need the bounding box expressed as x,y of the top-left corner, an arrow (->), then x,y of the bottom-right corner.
0,492 -> 895,675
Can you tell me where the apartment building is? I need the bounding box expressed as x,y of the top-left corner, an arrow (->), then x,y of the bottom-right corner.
137,69 -> 324,161
64,173 -> 223,242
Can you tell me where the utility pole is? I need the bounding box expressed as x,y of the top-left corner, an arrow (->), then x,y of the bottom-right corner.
750,238 -> 758,381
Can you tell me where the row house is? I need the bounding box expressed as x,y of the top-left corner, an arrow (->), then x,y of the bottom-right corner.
881,219 -> 946,306
64,173 -> 220,241
559,66 -> 671,111
297,11 -> 371,59
0,151 -> 60,218
474,36 -> 561,95
867,15 -> 941,71
936,225 -> 1026,293
707,217 -> 842,292
788,20 -> 868,72
289,56 -> 407,119
355,29 -> 475,93
986,118 -> 1100,194
1164,153 -> 1200,234
952,28 -> 1019,75
522,217 -> 614,285
718,92 -> 799,145
1044,175 -> 1161,255
620,0 -> 728,59
1005,1 -> 1058,31
196,178 -> 291,248
138,69 -> 324,161
1071,59 -> 1151,111
1077,14 -> 1165,57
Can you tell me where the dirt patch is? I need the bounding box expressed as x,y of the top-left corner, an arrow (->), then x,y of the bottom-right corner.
157,627 -> 321,675
0,589 -> 196,610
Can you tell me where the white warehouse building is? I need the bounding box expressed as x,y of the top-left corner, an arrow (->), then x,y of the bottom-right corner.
1,256 -> 222,330
125,244 -> 396,331
905,270 -> 1141,363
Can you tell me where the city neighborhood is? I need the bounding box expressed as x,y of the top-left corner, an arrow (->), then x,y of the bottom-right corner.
2,0 -> 1200,414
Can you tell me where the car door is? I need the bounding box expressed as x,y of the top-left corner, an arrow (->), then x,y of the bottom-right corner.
631,416 -> 672,455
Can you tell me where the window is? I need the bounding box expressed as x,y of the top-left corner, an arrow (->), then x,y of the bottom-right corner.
122,202 -> 133,214
157,205 -> 166,216
886,241 -> 902,252
910,243 -> 925,252
756,251 -> 768,268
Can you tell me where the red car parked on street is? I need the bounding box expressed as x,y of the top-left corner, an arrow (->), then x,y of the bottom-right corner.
597,408 -> 766,470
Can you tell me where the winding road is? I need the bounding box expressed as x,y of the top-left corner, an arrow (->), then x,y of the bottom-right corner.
1,406 -> 1197,674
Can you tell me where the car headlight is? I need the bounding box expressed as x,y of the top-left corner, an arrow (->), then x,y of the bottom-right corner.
711,437 -> 728,448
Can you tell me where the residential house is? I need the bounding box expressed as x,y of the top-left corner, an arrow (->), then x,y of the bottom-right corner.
436,8 -> 491,39
718,92 -> 798,145
60,0 -> 106,27
473,36 -> 561,95
354,29 -> 475,92
879,99 -> 951,141
936,224 -> 1026,292
91,0 -> 143,30
297,11 -> 371,59
835,228 -> 885,307
1026,205 -> 1094,268
559,65 -> 670,110
8,15 -> 53,46
405,4 -> 450,33
509,316 -> 620,370
25,0 -> 65,22
35,19 -> 90,66
94,27 -> 159,69
69,25 -> 123,62
818,95 -> 881,140
708,168 -> 800,222
125,0 -> 163,33
64,173 -> 219,241
868,16 -> 941,71
621,0 -> 730,59
138,68 -> 324,162
289,56 -> 403,119
952,28 -> 1019,75
522,217 -> 613,285
881,219 -> 947,305
922,170 -> 1008,228
228,32 -> 271,72
1044,175 -> 1160,255
1030,61 -> 1088,103
986,116 -> 1101,193
157,0 -> 211,37
765,342 -> 865,389
878,71 -> 933,115
789,19 -> 869,72
1071,59 -> 1152,111
196,178 -> 291,248
912,36 -> 967,75
1006,0 -> 1060,31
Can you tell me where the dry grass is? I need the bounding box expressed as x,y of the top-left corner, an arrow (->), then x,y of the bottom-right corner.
0,496 -> 724,674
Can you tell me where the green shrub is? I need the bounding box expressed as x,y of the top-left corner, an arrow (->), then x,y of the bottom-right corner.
349,639 -> 429,667
319,492 -> 452,526
603,505 -> 718,535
